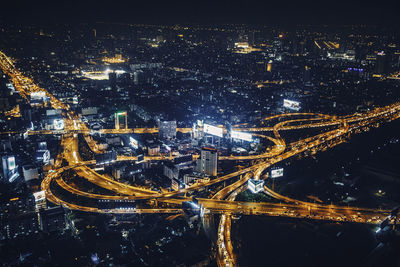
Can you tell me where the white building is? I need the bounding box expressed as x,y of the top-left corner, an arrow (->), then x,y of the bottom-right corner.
196,147 -> 218,176
248,179 -> 264,193
22,165 -> 39,181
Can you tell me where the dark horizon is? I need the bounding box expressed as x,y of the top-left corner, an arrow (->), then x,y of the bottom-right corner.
1,0 -> 399,27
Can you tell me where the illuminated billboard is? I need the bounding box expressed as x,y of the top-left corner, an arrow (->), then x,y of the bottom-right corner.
231,131 -> 252,142
8,172 -> 19,183
33,191 -> 46,202
129,137 -> 139,149
270,168 -> 284,178
203,124 -> 223,138
7,156 -> 16,170
283,99 -> 301,111
30,91 -> 46,99
53,119 -> 65,130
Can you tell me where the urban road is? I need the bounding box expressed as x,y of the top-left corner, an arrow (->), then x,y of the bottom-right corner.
1,50 -> 400,267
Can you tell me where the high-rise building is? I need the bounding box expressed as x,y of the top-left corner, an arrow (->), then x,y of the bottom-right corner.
35,149 -> 50,164
147,143 -> 160,156
22,165 -> 39,182
133,70 -> 152,85
196,147 -> 218,176
20,103 -> 32,123
115,111 -> 128,130
0,139 -> 12,152
119,72 -> 131,85
304,65 -> 311,85
109,71 -> 117,91
0,76 -> 11,112
248,31 -> 255,46
266,60 -> 272,72
33,191 -> 47,211
1,155 -> 19,183
95,150 -> 117,165
375,52 -> 388,74
158,120 -> 177,140
248,179 -> 264,193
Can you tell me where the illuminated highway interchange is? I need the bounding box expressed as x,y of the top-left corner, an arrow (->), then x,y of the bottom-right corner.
0,22 -> 400,266
1,47 -> 400,266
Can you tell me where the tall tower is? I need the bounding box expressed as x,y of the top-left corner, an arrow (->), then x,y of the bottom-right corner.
115,112 -> 128,130
196,147 -> 218,176
266,60 -> 272,72
375,51 -> 388,75
304,65 -> 311,85
1,155 -> 19,183
109,71 -> 117,91
248,31 -> 255,46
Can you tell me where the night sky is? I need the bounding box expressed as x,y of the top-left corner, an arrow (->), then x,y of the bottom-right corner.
0,0 -> 399,26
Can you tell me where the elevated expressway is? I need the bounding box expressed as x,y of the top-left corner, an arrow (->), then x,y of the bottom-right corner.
1,50 -> 400,266
2,49 -> 398,220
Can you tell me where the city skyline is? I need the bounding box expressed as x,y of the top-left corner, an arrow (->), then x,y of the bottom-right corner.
1,21 -> 400,266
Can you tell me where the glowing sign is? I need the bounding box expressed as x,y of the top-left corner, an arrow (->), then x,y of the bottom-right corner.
270,168 -> 284,178
129,137 -> 138,149
283,99 -> 301,111
235,42 -> 249,48
30,91 -> 46,99
81,69 -> 126,80
53,119 -> 65,130
203,124 -> 223,138
348,68 -> 363,72
231,131 -> 252,142
33,191 -> 46,202
7,156 -> 16,170
8,172 -> 19,183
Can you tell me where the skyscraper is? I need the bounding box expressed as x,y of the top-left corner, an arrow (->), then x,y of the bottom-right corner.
375,51 -> 388,74
115,111 -> 128,130
304,65 -> 311,85
109,71 -> 117,91
266,60 -> 272,72
196,147 -> 218,176
248,31 -> 255,46
1,155 -> 19,183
